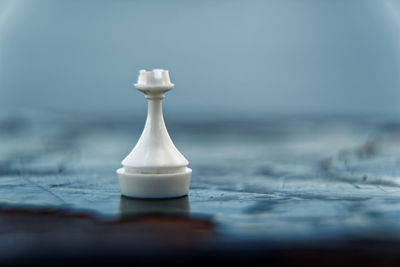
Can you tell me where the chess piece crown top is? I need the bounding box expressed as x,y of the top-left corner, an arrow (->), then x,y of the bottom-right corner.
135,69 -> 174,94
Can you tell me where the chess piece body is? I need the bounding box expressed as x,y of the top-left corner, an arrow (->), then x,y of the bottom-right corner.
117,69 -> 192,198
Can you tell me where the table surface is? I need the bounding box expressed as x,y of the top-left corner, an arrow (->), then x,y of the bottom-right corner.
1,111 -> 400,265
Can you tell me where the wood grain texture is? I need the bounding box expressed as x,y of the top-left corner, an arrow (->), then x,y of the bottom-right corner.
1,112 -> 400,264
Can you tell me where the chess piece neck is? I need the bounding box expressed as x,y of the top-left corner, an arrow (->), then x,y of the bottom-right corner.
147,95 -> 163,117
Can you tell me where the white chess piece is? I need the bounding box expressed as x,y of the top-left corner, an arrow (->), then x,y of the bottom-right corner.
117,69 -> 192,198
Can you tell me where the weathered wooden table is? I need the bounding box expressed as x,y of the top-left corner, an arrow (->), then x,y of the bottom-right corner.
1,111 -> 400,265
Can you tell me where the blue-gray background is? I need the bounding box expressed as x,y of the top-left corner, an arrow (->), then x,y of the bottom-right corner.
1,0 -> 400,119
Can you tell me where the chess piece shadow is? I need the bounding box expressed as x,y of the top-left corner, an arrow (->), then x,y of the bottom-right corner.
118,195 -> 190,217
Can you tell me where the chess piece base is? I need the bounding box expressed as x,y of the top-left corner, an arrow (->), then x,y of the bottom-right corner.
117,168 -> 192,199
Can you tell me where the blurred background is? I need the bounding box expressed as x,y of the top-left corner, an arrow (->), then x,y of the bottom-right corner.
3,3 -> 400,264
1,0 -> 400,119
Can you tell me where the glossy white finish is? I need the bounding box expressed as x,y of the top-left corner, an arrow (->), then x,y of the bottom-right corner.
117,69 -> 191,199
